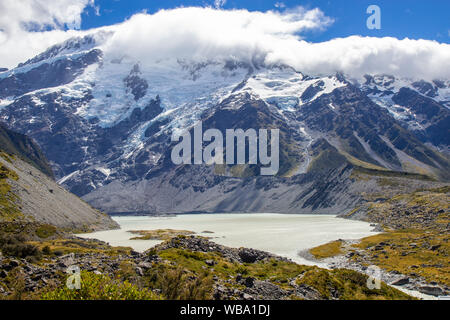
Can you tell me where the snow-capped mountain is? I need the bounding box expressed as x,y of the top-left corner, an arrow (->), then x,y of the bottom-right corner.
357,74 -> 450,151
0,34 -> 448,214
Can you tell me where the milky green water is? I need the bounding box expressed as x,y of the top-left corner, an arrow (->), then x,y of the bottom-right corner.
78,213 -> 376,266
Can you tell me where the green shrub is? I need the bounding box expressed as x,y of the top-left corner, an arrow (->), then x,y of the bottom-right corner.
152,266 -> 213,300
296,268 -> 414,300
42,245 -> 51,255
235,265 -> 249,275
42,271 -> 160,300
53,249 -> 64,256
35,225 -> 57,239
6,268 -> 27,300
0,233 -> 41,261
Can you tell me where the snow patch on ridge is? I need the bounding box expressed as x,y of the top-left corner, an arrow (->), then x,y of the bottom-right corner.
238,69 -> 346,109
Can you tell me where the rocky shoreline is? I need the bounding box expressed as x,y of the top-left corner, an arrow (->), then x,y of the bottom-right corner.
298,238 -> 448,300
316,186 -> 450,300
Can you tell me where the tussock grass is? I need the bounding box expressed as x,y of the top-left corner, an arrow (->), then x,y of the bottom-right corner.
309,240 -> 344,260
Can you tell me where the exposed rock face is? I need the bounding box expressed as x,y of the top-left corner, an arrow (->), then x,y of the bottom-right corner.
392,88 -> 450,148
124,64 -> 149,101
0,123 -> 53,178
0,155 -> 118,231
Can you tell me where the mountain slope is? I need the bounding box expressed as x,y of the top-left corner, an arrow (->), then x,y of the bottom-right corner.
0,34 -> 449,214
0,123 -> 54,178
0,153 -> 118,231
0,126 -> 118,231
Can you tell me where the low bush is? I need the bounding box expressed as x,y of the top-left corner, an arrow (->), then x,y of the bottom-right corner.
150,266 -> 213,300
42,271 -> 160,300
0,233 -> 41,261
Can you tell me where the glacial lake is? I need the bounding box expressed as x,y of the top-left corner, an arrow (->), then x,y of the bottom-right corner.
78,213 -> 377,266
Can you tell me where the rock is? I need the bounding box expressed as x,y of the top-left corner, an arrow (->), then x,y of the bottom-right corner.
430,245 -> 441,251
4,260 -> 20,270
58,254 -> 75,267
391,277 -> 409,286
0,270 -> 7,278
10,260 -> 20,267
418,285 -> 445,297
130,250 -> 140,257
32,274 -> 43,281
242,293 -> 253,300
238,248 -> 261,263
135,267 -> 144,277
244,277 -> 255,288
245,280 -> 288,300
213,285 -> 229,299
138,261 -> 152,270
205,259 -> 216,266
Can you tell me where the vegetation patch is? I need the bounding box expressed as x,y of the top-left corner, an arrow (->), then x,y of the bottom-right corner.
35,224 -> 57,239
0,222 -> 63,240
156,246 -> 410,299
353,166 -> 433,181
0,163 -> 21,221
29,238 -> 132,256
309,240 -> 344,260
42,271 -> 160,300
352,230 -> 450,286
0,233 -> 42,262
296,268 -> 414,300
0,152 -> 15,164
146,266 -> 214,300
129,229 -> 195,240
330,186 -> 449,288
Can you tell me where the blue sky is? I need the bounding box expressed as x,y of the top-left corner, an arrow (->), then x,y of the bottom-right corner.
80,0 -> 450,43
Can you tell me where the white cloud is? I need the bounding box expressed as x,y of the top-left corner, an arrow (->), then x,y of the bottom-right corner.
102,7 -> 449,80
0,0 -> 94,68
270,36 -> 450,80
275,2 -> 286,9
1,5 -> 449,81
105,7 -> 333,64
